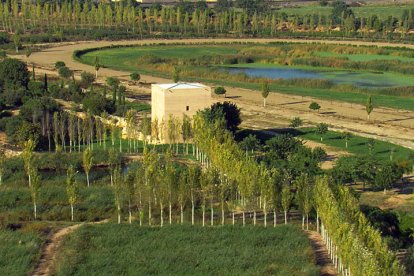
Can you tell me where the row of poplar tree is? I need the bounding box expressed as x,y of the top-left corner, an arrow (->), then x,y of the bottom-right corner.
2,0 -> 414,38
18,107 -> 404,275
35,109 -> 193,154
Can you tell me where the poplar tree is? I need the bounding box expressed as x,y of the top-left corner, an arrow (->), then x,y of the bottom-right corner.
281,181 -> 292,225
113,166 -> 123,224
261,81 -> 270,107
366,95 -> 374,120
83,148 -> 93,187
22,139 -> 35,187
29,167 -> 40,220
66,165 -> 79,222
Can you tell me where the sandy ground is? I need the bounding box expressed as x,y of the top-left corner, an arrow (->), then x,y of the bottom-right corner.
16,38 -> 414,151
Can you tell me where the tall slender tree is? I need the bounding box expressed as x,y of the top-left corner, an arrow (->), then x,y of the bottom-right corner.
66,165 -> 79,222
83,148 -> 93,187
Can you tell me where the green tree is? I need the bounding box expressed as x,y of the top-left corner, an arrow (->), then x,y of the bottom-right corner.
261,81 -> 270,107
281,181 -> 293,224
83,148 -> 93,187
55,61 -> 66,70
22,139 -> 35,187
367,138 -> 375,155
29,167 -> 40,220
58,66 -> 72,79
172,66 -> 180,83
290,117 -> 303,128
80,71 -> 95,89
309,102 -> 321,112
94,56 -> 101,79
113,165 -> 123,224
316,123 -> 328,142
130,72 -> 140,82
12,32 -> 21,53
342,132 -> 352,149
108,148 -> 120,186
366,95 -> 374,120
295,173 -> 313,230
0,58 -> 30,88
214,86 -> 227,97
125,168 -> 135,224
66,165 -> 79,221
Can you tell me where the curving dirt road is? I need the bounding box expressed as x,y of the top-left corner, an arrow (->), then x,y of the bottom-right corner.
19,38 -> 414,150
32,219 -> 109,276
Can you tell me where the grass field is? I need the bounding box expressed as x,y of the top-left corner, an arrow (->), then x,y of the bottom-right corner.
298,127 -> 414,161
79,44 -> 414,111
55,224 -> 319,275
0,228 -> 44,275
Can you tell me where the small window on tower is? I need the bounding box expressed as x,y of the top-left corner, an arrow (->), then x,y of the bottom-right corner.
186,106 -> 190,111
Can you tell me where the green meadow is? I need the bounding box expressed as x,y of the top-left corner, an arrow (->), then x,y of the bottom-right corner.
55,224 -> 319,276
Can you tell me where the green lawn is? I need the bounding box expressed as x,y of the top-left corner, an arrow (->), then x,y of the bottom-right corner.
298,127 -> 413,161
55,224 -> 319,275
79,44 -> 414,111
0,228 -> 44,275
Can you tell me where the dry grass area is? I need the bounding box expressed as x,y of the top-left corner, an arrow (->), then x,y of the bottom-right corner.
359,175 -> 414,212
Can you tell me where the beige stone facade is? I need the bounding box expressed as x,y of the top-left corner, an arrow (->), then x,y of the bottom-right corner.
151,83 -> 212,124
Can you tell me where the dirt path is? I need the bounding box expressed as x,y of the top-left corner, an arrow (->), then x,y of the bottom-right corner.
32,220 -> 108,276
17,38 -> 414,150
32,224 -> 82,276
306,231 -> 337,276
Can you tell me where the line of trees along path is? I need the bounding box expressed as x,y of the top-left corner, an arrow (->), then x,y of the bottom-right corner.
3,0 -> 414,41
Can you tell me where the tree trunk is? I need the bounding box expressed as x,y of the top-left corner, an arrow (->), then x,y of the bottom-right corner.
284,210 -> 287,224
160,203 -> 164,227
202,205 -> 205,227
232,211 -> 235,225
180,204 -> 184,224
71,204 -> 74,221
316,211 -> 319,233
34,202 -> 37,219
117,204 -> 121,224
169,203 -> 172,225
191,200 -> 195,225
242,211 -> 245,226
273,210 -> 277,227
129,200 -> 132,224
86,172 -> 90,187
221,201 -> 225,225
148,200 -> 152,226
253,210 -> 256,226
306,215 -> 309,230
210,204 -> 214,226
302,215 -> 305,230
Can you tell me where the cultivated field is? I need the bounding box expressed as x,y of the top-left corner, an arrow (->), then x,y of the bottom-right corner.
54,224 -> 319,275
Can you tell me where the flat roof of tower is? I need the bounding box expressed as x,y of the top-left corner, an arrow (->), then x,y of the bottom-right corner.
153,83 -> 209,90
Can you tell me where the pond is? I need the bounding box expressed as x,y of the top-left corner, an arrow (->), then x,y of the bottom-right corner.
224,66 -> 413,88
